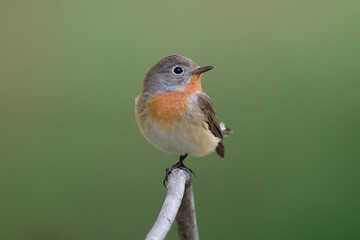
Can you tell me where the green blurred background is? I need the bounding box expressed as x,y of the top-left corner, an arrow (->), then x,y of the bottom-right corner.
1,0 -> 360,239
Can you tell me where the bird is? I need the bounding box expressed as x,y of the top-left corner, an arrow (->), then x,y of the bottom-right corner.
135,55 -> 231,185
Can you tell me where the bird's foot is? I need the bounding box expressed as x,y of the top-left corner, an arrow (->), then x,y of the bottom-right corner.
163,161 -> 196,187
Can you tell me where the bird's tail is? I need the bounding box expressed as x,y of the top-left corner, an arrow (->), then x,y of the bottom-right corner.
220,122 -> 233,137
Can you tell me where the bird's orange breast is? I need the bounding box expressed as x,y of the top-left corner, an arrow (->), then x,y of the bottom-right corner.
148,74 -> 202,125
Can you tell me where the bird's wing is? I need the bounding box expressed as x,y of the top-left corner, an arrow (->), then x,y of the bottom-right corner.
196,92 -> 225,158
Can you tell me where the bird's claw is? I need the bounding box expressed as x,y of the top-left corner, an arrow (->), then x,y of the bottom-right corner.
163,163 -> 196,187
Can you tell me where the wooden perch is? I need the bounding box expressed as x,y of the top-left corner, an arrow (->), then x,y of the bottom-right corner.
145,169 -> 199,240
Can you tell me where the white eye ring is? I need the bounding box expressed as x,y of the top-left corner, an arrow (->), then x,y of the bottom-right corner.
173,66 -> 183,74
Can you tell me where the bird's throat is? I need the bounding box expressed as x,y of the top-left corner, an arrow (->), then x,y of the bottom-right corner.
148,75 -> 202,125
183,74 -> 202,93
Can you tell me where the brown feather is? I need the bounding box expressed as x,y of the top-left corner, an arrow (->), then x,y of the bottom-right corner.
197,93 -> 225,158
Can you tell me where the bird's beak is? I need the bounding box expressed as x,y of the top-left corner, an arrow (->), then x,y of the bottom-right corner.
189,66 -> 214,76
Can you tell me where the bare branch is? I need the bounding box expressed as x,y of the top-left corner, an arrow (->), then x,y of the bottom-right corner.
176,180 -> 199,240
145,169 -> 199,240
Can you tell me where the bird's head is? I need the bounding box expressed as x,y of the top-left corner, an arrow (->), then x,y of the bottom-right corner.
143,55 -> 213,94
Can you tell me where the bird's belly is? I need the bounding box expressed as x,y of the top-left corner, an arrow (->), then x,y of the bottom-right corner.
141,117 -> 220,157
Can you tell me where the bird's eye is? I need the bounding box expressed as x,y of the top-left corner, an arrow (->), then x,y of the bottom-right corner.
173,67 -> 183,74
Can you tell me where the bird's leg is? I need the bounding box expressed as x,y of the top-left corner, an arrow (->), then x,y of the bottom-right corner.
163,154 -> 196,187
